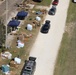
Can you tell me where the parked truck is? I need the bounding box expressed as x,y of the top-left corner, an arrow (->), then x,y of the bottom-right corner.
21,57 -> 36,75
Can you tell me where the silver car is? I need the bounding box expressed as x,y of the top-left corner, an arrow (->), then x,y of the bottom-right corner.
48,5 -> 56,15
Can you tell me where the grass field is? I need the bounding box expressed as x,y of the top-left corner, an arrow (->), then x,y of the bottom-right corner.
67,1 -> 76,22
23,0 -> 52,7
54,1 -> 76,75
36,0 -> 52,6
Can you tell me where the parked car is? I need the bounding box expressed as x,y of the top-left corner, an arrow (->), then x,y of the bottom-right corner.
21,57 -> 36,75
33,0 -> 42,2
48,5 -> 56,15
52,0 -> 59,5
40,20 -> 51,33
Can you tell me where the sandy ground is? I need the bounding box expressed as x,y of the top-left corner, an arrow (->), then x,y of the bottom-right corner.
0,0 -> 5,4
30,0 -> 70,75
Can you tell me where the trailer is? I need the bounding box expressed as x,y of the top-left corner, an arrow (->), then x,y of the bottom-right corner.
21,57 -> 36,75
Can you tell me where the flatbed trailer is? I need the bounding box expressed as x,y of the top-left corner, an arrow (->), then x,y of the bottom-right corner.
21,57 -> 36,75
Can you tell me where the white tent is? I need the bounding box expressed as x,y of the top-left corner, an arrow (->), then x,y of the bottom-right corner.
27,24 -> 33,31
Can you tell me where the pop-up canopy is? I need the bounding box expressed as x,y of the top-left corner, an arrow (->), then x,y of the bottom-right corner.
8,20 -> 20,27
16,11 -> 28,20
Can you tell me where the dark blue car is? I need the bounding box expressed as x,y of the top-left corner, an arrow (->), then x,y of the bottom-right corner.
41,20 -> 51,33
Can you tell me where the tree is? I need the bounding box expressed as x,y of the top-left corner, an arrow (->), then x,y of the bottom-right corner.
0,18 -> 6,48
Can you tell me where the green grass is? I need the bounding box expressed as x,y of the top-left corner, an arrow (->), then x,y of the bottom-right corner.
36,0 -> 52,6
24,0 -> 52,6
67,2 -> 76,22
54,1 -> 76,75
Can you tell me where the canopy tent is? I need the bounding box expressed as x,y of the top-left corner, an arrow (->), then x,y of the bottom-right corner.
2,65 -> 10,74
16,11 -> 28,20
8,20 -> 20,27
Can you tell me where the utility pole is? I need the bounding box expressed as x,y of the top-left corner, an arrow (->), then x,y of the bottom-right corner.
5,0 -> 8,48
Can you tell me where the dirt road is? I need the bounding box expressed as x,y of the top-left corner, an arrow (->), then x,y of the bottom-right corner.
30,0 -> 70,75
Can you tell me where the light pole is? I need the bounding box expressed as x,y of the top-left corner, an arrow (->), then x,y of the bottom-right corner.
5,0 -> 8,48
